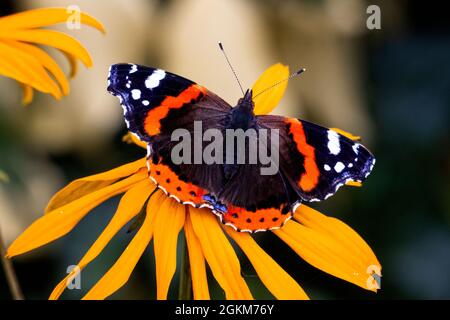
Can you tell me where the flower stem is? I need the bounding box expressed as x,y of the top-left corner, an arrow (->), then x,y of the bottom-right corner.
0,228 -> 24,300
178,232 -> 192,300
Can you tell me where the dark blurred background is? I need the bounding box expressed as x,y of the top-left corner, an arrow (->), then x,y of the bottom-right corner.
0,0 -> 449,299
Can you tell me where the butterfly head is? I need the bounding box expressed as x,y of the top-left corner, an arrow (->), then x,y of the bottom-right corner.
243,89 -> 253,101
236,89 -> 254,110
230,89 -> 256,129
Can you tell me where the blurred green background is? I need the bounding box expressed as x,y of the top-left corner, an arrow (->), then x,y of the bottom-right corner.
0,0 -> 449,299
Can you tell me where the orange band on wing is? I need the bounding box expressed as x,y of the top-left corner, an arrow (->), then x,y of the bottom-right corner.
222,204 -> 291,232
144,84 -> 205,136
148,158 -> 207,205
286,118 -> 320,192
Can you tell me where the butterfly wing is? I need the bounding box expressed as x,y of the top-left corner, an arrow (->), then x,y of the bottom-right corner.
108,63 -> 231,206
108,63 -> 230,140
213,159 -> 299,232
258,115 -> 375,202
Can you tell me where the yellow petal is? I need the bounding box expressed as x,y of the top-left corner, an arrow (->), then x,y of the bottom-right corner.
346,181 -> 362,187
6,40 -> 70,96
225,227 -> 309,300
330,128 -> 361,141
184,210 -> 210,300
0,42 -> 61,98
19,83 -> 33,105
153,199 -> 186,299
0,51 -> 24,77
0,45 -> 45,91
0,52 -> 26,84
0,29 -> 93,67
49,179 -> 154,300
82,191 -> 165,300
189,207 -> 252,300
295,206 -> 380,269
7,169 -> 147,258
0,7 -> 105,33
122,132 -> 147,149
61,51 -> 78,78
46,158 -> 146,213
252,63 -> 289,115
273,205 -> 381,292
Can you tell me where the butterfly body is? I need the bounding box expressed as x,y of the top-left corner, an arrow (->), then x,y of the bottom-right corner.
108,63 -> 375,232
227,90 -> 256,129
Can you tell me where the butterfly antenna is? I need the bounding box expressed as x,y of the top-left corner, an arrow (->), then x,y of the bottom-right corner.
253,68 -> 306,99
218,42 -> 245,96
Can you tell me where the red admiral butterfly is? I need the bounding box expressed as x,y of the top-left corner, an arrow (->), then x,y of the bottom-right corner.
107,61 -> 375,233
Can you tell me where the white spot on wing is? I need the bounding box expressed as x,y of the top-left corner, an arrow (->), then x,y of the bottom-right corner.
131,89 -> 141,100
142,100 -> 150,106
352,143 -> 359,154
327,130 -> 341,155
334,162 -> 345,173
324,164 -> 331,171
129,64 -> 138,73
145,69 -> 166,89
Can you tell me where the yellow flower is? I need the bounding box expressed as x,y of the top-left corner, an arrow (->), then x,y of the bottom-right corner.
0,7 -> 105,105
6,64 -> 381,300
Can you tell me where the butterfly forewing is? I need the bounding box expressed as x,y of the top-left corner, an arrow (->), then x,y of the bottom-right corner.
258,115 -> 375,202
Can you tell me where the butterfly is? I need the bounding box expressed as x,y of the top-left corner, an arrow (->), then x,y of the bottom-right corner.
107,63 -> 375,233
